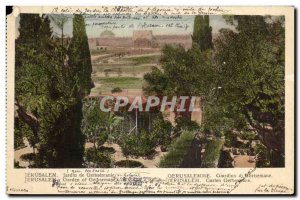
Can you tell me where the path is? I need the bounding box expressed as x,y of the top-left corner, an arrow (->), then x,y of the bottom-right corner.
14,138 -> 33,168
233,155 -> 256,168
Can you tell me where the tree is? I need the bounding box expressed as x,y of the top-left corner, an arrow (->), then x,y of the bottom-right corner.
68,14 -> 93,97
49,14 -> 69,63
213,16 -> 285,167
15,14 -> 55,161
143,15 -> 214,123
192,15 -> 213,51
151,116 -> 172,148
15,14 -> 92,168
82,100 -> 109,149
143,44 -> 214,121
49,15 -> 69,46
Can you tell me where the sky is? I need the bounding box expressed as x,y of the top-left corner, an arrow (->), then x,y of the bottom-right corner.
16,14 -> 235,38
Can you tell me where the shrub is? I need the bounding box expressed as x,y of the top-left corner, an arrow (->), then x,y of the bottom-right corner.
14,160 -> 24,168
159,131 -> 194,168
97,132 -> 108,146
115,160 -> 144,168
20,153 -> 35,161
151,117 -> 172,147
218,150 -> 234,168
224,131 -> 235,147
175,117 -> 200,132
85,147 -> 112,168
254,144 -> 270,167
239,131 -> 256,140
111,87 -> 122,93
120,130 -> 156,157
201,140 -> 224,168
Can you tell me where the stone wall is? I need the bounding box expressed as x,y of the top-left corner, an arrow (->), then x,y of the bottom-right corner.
88,31 -> 192,50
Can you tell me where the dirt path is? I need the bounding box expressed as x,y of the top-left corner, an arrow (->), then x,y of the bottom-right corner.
233,155 -> 256,168
14,138 -> 33,168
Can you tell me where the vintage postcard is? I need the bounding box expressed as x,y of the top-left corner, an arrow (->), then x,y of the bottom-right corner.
6,6 -> 294,195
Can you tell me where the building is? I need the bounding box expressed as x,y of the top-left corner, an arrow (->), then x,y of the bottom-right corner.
88,30 -> 192,50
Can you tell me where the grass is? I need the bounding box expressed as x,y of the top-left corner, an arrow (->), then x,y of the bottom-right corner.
92,55 -> 160,74
201,139 -> 224,168
93,64 -> 155,75
90,48 -> 107,55
159,131 -> 194,168
126,56 -> 157,65
91,77 -> 143,93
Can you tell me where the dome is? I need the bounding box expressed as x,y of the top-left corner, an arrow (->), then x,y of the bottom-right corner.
100,30 -> 115,38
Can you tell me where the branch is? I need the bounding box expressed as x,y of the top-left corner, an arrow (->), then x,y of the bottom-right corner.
15,99 -> 39,131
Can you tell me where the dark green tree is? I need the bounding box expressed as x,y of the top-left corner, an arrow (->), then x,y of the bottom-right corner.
143,44 -> 214,121
144,15 -> 214,124
213,16 -> 285,167
15,14 -> 92,168
15,14 -> 54,158
68,14 -> 93,97
192,15 -> 213,51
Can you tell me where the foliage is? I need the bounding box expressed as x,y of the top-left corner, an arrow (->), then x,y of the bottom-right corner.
111,87 -> 122,93
68,14 -> 93,97
218,150 -> 234,168
115,160 -> 144,168
82,101 -> 109,144
14,117 -> 26,149
144,44 -> 213,97
143,44 -> 214,124
14,160 -> 24,168
90,48 -> 107,55
202,103 -> 247,137
94,77 -> 143,93
175,117 -> 200,132
192,15 -> 213,51
120,130 -> 157,157
254,144 -> 270,167
224,131 -> 235,147
159,131 -> 194,168
213,16 -> 285,166
85,147 -> 112,168
239,131 -> 257,140
151,116 -> 172,147
15,14 -> 92,168
201,140 -> 224,168
20,153 -> 35,161
130,56 -> 153,65
96,132 -> 108,147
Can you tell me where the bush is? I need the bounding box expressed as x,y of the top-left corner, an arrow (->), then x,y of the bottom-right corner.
20,153 -> 35,161
115,160 -> 144,168
120,130 -> 156,157
254,144 -> 270,167
224,131 -> 235,147
175,117 -> 200,132
85,147 -> 112,168
218,150 -> 234,168
201,140 -> 224,168
97,132 -> 108,146
111,87 -> 122,93
98,146 -> 116,154
151,117 -> 172,147
239,131 -> 256,140
159,131 -> 194,168
14,160 -> 24,168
